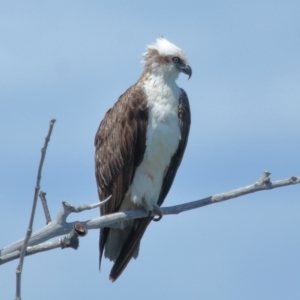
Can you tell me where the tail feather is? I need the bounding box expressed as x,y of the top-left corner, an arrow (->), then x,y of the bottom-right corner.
109,217 -> 152,282
99,227 -> 110,270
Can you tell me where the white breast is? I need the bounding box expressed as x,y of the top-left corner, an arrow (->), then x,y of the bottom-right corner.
127,75 -> 181,208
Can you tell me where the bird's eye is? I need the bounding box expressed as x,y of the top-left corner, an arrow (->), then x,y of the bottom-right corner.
172,57 -> 180,63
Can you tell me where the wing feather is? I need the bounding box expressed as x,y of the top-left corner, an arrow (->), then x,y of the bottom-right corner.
157,88 -> 191,206
95,84 -> 148,266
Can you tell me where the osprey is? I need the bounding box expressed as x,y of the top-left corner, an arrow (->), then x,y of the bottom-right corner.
95,37 -> 191,281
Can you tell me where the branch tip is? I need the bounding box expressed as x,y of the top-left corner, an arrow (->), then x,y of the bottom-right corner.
290,176 -> 300,184
256,171 -> 272,185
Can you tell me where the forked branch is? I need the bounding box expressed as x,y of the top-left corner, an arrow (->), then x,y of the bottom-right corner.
1,172 -> 299,267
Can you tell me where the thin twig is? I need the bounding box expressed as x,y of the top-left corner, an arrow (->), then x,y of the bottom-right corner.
63,195 -> 112,213
39,191 -> 52,224
15,119 -> 56,300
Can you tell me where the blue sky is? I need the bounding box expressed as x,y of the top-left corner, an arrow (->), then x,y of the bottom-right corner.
1,1 -> 300,299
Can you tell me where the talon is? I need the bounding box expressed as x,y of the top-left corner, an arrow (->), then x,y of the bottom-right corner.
152,204 -> 163,222
153,215 -> 162,222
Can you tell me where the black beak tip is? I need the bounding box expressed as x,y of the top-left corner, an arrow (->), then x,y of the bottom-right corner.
177,64 -> 192,79
188,66 -> 193,79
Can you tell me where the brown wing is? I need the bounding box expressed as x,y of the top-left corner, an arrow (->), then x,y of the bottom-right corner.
109,88 -> 191,281
95,84 -> 148,267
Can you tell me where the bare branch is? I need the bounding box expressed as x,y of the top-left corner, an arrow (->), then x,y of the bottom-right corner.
1,172 -> 298,268
15,119 -> 56,300
164,172 -> 300,214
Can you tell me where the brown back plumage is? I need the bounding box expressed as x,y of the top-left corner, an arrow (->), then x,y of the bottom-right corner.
95,83 -> 148,268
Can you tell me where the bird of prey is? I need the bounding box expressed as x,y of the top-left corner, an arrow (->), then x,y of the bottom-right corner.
95,37 -> 191,282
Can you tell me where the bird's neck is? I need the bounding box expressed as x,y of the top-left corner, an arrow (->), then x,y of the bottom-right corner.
141,69 -> 179,90
141,71 -> 180,110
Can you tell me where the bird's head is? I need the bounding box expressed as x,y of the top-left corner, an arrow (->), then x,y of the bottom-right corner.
142,37 -> 192,80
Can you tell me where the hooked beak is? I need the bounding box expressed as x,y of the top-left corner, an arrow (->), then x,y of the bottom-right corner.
178,64 -> 192,79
